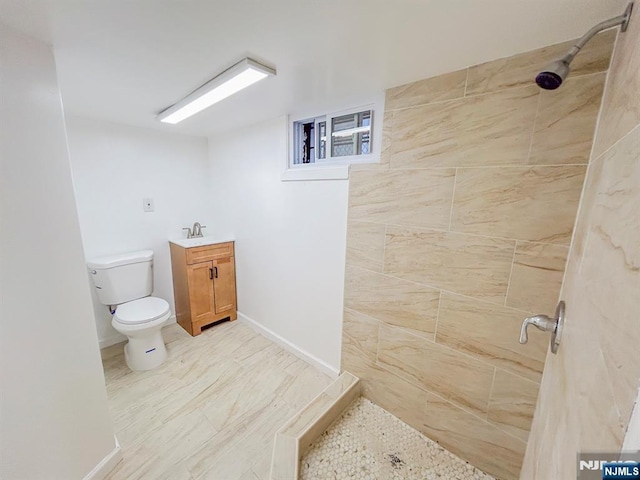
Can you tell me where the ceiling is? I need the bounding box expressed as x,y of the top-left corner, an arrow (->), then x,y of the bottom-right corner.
0,0 -> 627,137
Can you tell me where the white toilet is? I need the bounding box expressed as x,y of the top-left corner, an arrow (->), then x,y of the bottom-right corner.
87,250 -> 170,371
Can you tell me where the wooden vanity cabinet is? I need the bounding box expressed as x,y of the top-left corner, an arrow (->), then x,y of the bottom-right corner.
169,241 -> 237,336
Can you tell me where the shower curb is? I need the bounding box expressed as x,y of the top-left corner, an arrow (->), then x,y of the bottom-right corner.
269,371 -> 360,480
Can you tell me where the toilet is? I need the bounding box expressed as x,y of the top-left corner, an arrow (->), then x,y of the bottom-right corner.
87,250 -> 170,371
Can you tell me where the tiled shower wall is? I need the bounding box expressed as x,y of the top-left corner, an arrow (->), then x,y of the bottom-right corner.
341,31 -> 615,480
523,3 -> 640,477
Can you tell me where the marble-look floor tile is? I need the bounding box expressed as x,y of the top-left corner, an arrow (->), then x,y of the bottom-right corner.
450,166 -> 586,244
101,322 -> 332,480
385,68 -> 467,110
344,265 -> 439,338
384,226 -> 515,303
348,168 -> 455,229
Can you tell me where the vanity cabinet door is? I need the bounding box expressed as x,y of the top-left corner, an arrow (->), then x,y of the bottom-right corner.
187,261 -> 216,325
213,256 -> 237,315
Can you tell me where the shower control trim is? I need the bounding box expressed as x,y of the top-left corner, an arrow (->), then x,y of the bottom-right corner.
519,301 -> 565,355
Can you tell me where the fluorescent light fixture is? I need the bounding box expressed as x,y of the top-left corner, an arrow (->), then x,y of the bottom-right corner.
157,58 -> 276,124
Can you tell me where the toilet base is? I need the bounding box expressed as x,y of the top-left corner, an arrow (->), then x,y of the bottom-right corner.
124,331 -> 167,371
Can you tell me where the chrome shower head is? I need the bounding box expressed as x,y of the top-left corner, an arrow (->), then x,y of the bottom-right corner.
535,59 -> 571,90
534,2 -> 634,90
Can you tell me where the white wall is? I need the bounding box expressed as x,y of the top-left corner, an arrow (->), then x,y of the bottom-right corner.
208,117 -> 348,373
65,117 -> 210,346
0,25 -> 117,479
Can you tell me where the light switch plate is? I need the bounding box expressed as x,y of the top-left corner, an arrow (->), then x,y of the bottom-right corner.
143,198 -> 154,212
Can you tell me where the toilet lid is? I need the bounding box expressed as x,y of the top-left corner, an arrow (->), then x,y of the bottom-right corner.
114,297 -> 170,325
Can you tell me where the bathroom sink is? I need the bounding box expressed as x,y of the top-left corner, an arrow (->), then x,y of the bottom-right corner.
169,236 -> 235,248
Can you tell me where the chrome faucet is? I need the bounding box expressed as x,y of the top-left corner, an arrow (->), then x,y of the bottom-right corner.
192,222 -> 205,238
182,222 -> 206,239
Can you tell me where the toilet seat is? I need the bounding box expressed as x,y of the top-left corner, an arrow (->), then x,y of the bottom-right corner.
114,297 -> 170,325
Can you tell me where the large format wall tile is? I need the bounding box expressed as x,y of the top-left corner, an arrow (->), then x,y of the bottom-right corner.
450,166 -> 586,244
344,266 -> 439,338
487,369 -> 540,441
593,6 -> 640,157
377,323 -> 494,415
384,226 -> 515,303
529,73 -> 606,165
342,338 -> 430,430
506,241 -> 569,314
436,293 -> 547,382
348,168 -> 455,229
389,86 -> 538,168
466,30 -> 615,96
385,69 -> 467,111
342,308 -> 379,363
345,221 -> 386,271
422,393 -> 527,480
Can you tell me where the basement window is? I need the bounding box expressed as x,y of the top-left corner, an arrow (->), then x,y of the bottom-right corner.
284,102 -> 382,181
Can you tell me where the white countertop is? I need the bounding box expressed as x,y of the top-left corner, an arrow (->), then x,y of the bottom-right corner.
169,236 -> 235,248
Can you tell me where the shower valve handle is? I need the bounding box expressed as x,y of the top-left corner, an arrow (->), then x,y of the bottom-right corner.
519,301 -> 565,354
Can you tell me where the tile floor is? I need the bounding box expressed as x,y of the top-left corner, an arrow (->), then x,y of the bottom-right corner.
101,320 -> 333,480
300,398 -> 494,480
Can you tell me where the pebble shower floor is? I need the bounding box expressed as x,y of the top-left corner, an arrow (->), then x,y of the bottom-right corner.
300,397 -> 495,480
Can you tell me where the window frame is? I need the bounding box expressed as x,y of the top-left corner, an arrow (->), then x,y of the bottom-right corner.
283,97 -> 384,181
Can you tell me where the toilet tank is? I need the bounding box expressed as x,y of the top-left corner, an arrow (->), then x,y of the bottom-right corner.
87,250 -> 154,306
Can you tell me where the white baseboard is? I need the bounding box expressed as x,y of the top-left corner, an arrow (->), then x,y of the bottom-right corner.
99,315 -> 177,349
238,312 -> 339,379
83,436 -> 122,480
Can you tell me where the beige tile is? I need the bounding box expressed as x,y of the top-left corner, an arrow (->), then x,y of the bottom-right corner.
390,85 -> 538,168
385,68 -> 467,110
384,226 -> 515,303
422,393 -> 527,480
344,266 -> 439,338
506,241 -> 569,314
488,370 -> 540,441
101,321 -> 332,480
348,168 -> 455,229
377,323 -> 494,415
522,131 -> 640,477
341,337 -> 431,432
451,166 -> 586,244
530,73 -> 606,165
593,5 -> 640,157
466,30 -> 615,96
436,293 -> 547,382
342,308 -> 379,363
345,221 -> 386,272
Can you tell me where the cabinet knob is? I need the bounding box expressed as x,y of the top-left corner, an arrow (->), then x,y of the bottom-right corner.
214,266 -> 218,278
209,268 -> 213,280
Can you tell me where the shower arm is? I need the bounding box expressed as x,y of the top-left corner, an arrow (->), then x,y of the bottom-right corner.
562,2 -> 634,64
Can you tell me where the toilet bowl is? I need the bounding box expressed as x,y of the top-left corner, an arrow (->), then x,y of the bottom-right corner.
112,296 -> 170,371
87,249 -> 170,372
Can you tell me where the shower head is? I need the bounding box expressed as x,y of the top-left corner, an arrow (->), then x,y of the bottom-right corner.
534,2 -> 634,90
535,58 -> 571,90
